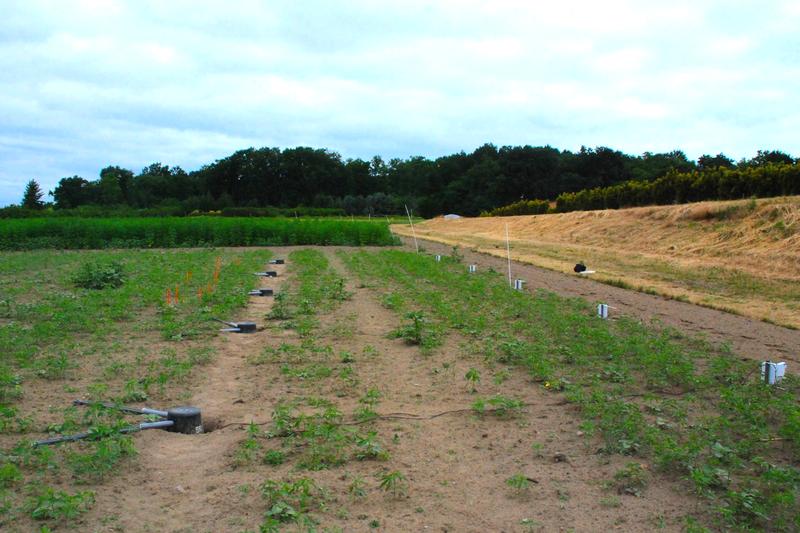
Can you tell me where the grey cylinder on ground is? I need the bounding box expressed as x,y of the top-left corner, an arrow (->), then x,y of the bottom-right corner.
167,406 -> 203,434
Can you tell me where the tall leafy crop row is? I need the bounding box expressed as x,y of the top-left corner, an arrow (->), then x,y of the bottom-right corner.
0,217 -> 397,250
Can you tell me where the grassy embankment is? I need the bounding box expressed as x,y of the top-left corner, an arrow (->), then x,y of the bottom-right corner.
393,196 -> 800,328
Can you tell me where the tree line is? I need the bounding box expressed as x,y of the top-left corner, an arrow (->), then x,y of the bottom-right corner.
8,144 -> 798,218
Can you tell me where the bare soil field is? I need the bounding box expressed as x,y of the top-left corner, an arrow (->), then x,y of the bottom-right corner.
2,247 -> 709,532
392,196 -> 800,328
3,245 -> 797,532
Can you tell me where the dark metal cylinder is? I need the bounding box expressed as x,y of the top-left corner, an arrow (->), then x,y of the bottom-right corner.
235,321 -> 257,333
167,406 -> 203,434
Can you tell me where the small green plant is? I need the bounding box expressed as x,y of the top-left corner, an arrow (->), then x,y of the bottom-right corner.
263,449 -> 286,466
531,442 -> 545,459
72,261 -> 125,289
26,487 -> 95,521
465,367 -> 481,392
389,311 -> 441,352
506,473 -> 533,497
613,462 -> 650,496
0,462 -> 22,488
259,478 -> 323,528
354,431 -> 389,461
348,475 -> 367,499
378,470 -> 408,498
471,395 -> 525,418
493,368 -> 511,385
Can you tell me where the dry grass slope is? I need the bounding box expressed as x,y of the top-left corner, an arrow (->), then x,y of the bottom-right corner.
394,196 -> 800,328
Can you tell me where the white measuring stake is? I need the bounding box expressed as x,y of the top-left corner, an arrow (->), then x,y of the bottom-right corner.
405,204 -> 419,253
761,361 -> 787,385
597,303 -> 609,319
505,223 -> 512,287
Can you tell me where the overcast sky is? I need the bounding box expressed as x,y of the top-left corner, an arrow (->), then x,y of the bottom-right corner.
1,0 -> 799,206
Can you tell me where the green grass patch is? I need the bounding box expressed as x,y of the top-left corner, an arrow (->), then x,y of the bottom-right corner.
340,249 -> 800,531
0,217 -> 398,250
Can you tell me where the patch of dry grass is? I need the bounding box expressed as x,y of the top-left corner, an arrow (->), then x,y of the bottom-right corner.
393,196 -> 800,328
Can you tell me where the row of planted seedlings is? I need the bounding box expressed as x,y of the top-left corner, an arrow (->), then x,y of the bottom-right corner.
339,248 -> 800,532
236,249 -> 404,531
0,248 -> 271,528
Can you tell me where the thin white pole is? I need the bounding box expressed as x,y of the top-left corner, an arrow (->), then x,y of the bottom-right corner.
505,223 -> 512,286
405,204 -> 419,253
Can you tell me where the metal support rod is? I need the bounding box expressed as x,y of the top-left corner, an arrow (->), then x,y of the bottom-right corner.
34,420 -> 174,447
211,317 -> 238,328
405,204 -> 419,253
505,223 -> 512,287
72,399 -> 168,418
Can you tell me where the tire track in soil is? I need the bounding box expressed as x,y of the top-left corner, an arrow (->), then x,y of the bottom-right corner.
88,249 -> 294,532
397,235 -> 800,367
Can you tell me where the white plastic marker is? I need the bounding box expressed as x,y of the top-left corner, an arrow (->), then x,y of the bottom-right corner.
514,279 -> 525,290
435,255 -> 442,262
468,264 -> 477,273
761,361 -> 787,385
405,204 -> 419,253
505,223 -> 512,287
597,303 -> 609,319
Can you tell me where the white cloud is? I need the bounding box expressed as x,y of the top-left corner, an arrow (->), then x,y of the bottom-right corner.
0,0 -> 798,205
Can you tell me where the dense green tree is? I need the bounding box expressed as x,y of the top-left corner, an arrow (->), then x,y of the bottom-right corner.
21,179 -> 45,209
52,176 -> 93,208
697,153 -> 735,171
15,144 -> 798,218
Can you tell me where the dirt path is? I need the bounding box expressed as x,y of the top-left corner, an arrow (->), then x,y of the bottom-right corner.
397,236 -> 800,367
88,249 -> 293,532
84,246 -> 703,532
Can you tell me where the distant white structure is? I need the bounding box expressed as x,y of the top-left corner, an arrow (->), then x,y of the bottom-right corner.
443,214 -> 462,220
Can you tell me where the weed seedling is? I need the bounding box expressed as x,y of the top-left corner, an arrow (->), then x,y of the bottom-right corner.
506,473 -> 533,497
378,470 -> 408,498
465,367 -> 481,392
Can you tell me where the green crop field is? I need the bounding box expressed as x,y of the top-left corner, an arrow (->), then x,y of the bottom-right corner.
0,217 -> 397,250
0,245 -> 797,531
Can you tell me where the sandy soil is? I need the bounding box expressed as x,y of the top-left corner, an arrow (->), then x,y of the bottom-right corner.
46,247 -> 703,532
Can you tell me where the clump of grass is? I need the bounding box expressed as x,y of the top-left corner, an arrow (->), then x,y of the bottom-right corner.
471,395 -> 525,418
259,478 -> 325,529
389,311 -> 442,353
72,261 -> 125,289
612,462 -> 650,496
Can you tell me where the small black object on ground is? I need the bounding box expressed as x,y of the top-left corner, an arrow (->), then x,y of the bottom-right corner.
248,288 -> 274,296
34,400 -> 203,446
213,318 -> 257,333
268,259 -> 284,265
574,263 -> 587,273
